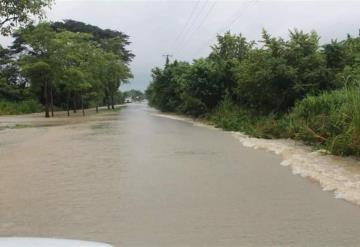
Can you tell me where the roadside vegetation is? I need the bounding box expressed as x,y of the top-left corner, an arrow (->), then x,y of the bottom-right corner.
123,89 -> 146,102
146,30 -> 360,157
0,1 -> 134,117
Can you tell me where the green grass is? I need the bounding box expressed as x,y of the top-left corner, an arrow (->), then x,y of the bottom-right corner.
209,97 -> 289,139
0,100 -> 43,115
208,85 -> 360,157
289,84 -> 360,156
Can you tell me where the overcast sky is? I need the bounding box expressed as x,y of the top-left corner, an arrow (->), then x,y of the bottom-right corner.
1,0 -> 360,91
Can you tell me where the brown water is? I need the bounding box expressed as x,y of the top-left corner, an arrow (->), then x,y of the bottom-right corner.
1,103 -> 360,246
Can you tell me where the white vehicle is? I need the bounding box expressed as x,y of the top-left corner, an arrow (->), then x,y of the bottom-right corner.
0,238 -> 113,247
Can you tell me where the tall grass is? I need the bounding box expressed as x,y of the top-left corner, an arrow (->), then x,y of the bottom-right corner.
209,84 -> 360,156
209,97 -> 289,139
0,100 -> 43,115
290,83 -> 360,156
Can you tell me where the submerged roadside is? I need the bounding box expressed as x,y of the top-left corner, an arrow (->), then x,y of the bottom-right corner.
153,111 -> 360,206
0,105 -> 126,130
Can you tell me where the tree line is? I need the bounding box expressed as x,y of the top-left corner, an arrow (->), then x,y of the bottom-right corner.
146,30 -> 360,157
0,19 -> 134,117
123,89 -> 146,102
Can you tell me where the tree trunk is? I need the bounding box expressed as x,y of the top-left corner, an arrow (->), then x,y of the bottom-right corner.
111,93 -> 115,110
81,92 -> 85,116
73,93 -> 77,113
66,91 -> 70,116
96,104 -> 99,113
50,86 -> 54,117
44,81 -> 50,118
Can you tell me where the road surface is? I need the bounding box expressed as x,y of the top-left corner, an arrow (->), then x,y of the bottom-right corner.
0,103 -> 360,246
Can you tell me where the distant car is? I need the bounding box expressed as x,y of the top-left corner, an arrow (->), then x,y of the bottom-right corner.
0,238 -> 113,247
125,97 -> 132,103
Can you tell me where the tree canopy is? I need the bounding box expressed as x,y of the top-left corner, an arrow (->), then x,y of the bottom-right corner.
0,0 -> 53,35
147,29 -> 359,116
51,19 -> 134,63
0,20 -> 133,117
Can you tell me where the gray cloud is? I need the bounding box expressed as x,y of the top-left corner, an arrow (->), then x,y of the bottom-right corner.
1,0 -> 360,91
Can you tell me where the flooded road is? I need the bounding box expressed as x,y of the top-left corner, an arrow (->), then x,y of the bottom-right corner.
1,103 -> 360,246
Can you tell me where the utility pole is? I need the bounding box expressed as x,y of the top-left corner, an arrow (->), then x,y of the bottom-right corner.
162,54 -> 173,66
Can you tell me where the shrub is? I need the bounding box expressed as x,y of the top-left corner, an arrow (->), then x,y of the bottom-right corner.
210,97 -> 291,139
210,97 -> 255,133
290,85 -> 360,156
0,100 -> 43,115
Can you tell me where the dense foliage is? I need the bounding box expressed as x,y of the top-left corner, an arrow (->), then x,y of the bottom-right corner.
0,20 -> 133,116
123,90 -> 145,102
0,0 -> 53,35
51,20 -> 134,64
147,30 -> 360,156
290,84 -> 360,156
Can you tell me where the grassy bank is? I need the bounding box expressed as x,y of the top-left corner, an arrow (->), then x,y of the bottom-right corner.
209,85 -> 360,156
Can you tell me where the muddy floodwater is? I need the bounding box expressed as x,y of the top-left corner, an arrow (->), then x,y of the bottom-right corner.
1,103 -> 360,246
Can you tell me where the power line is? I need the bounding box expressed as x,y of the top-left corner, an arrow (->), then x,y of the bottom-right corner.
176,1 -> 217,56
170,0 -> 201,54
191,1 -> 217,37
173,0 -> 211,55
196,0 -> 257,56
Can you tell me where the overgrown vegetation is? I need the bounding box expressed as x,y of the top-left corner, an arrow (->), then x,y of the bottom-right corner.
123,89 -> 145,102
147,30 -> 360,157
0,100 -> 42,115
290,84 -> 360,156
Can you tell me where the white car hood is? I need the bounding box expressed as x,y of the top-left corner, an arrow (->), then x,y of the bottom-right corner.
0,238 -> 112,247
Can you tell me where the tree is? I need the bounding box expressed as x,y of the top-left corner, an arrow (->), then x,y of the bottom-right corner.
147,29 -> 342,116
0,45 -> 28,101
1,20 -> 134,116
0,0 -> 53,35
18,23 -> 57,117
22,61 -> 52,117
232,30 -> 335,113
102,52 -> 132,109
51,30 -> 107,115
210,31 -> 253,61
180,59 -> 223,115
209,31 -> 253,97
284,29 -> 333,97
234,48 -> 297,113
146,61 -> 190,113
51,19 -> 134,63
323,40 -> 346,70
334,34 -> 360,86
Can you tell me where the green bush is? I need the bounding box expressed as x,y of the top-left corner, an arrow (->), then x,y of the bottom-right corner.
0,100 -> 43,115
290,85 -> 360,156
209,97 -> 291,139
210,98 -> 255,133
